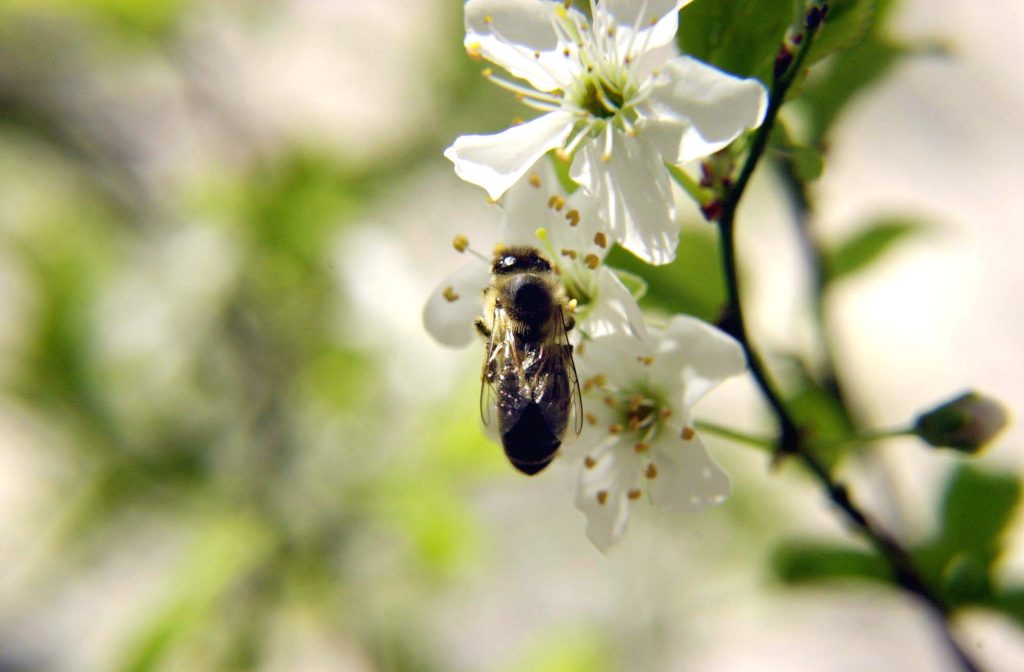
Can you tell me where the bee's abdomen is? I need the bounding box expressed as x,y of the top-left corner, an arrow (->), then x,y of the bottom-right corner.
501,402 -> 561,475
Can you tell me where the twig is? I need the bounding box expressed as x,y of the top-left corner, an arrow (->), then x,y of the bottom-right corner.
711,5 -> 982,671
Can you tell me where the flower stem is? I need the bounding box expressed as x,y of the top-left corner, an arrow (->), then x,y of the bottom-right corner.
695,420 -> 773,450
710,5 -> 982,672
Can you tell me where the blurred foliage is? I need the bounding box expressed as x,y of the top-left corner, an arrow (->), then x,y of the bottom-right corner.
774,465 -> 1024,627
821,216 -> 928,284
0,0 -> 1019,670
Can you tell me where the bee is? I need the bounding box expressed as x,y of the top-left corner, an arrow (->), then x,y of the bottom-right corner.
475,246 -> 582,475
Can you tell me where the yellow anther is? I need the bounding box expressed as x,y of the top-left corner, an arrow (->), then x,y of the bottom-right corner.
466,43 -> 483,61
555,148 -> 571,162
609,423 -> 623,434
482,67 -> 493,77
584,412 -> 598,426
483,14 -> 493,24
453,234 -> 470,252
633,442 -> 648,453
584,253 -> 600,269
659,408 -> 673,420
565,209 -> 580,226
682,426 -> 696,441
492,242 -> 507,256
528,172 -> 541,188
511,117 -> 523,126
563,47 -> 571,57
442,286 -> 460,302
628,416 -> 640,432
645,463 -> 658,479
594,232 -> 608,248
547,195 -> 566,211
604,396 -> 617,408
597,490 -> 609,505
584,455 -> 597,469
561,248 -> 578,260
637,356 -> 654,366
566,298 -> 578,313
627,488 -> 642,500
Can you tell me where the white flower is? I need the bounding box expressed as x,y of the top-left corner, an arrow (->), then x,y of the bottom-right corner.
444,0 -> 768,264
572,315 -> 746,552
422,160 -> 647,348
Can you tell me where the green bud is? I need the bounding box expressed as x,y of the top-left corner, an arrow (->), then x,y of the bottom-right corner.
913,391 -> 1009,454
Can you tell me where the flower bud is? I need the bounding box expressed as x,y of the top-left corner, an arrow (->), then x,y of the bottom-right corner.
913,391 -> 1009,454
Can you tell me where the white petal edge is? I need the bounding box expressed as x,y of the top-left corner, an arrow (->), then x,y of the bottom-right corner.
648,55 -> 769,162
583,267 -> 651,347
651,314 -> 747,408
647,429 -> 730,511
465,0 -> 577,92
570,128 -> 678,265
603,0 -> 692,54
445,111 -> 575,201
575,440 -> 642,553
422,263 -> 491,347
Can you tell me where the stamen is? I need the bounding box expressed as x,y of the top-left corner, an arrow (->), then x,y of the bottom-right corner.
609,423 -> 623,434
466,42 -> 483,61
561,248 -> 578,260
443,286 -> 460,302
682,426 -> 696,441
594,232 -> 608,248
548,195 -> 566,211
484,71 -> 563,105
528,172 -> 542,188
453,234 -> 470,252
584,412 -> 598,426
636,356 -> 653,366
645,463 -> 658,479
633,441 -> 648,453
596,490 -> 609,505
602,124 -> 614,162
627,488 -> 642,500
584,253 -> 600,269
584,455 -> 597,469
565,209 -> 581,226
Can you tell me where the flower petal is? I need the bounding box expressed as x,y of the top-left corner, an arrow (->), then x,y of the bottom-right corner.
647,55 -> 768,162
570,127 -> 678,265
445,111 -> 575,201
422,263 -> 491,347
465,0 -> 575,91
583,267 -> 650,346
650,315 -> 746,407
647,430 -> 730,511
574,437 -> 643,552
602,0 -> 692,52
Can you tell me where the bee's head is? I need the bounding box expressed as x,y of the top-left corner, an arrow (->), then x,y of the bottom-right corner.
492,247 -> 552,275
504,274 -> 553,323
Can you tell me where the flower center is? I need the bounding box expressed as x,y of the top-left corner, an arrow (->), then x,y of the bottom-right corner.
577,77 -> 625,119
594,384 -> 671,449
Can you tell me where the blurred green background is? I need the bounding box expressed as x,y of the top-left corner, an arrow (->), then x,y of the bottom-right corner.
1,1 -> 1022,670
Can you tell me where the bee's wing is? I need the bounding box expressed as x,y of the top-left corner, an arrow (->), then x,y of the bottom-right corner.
527,310 -> 582,437
561,308 -> 583,436
479,305 -> 508,426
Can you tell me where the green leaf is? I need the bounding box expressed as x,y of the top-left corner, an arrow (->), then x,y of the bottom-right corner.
823,218 -> 927,284
806,0 -> 876,65
604,224 -> 726,324
936,465 -> 1020,562
677,0 -> 795,82
773,542 -> 889,584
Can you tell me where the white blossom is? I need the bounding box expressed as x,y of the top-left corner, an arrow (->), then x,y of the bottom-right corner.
445,0 -> 768,264
422,160 -> 647,348
572,315 -> 745,552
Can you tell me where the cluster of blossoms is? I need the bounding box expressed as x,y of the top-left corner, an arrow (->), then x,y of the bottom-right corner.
425,0 -> 767,551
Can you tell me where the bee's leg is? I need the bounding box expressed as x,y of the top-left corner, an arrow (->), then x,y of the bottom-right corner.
474,317 -> 491,339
